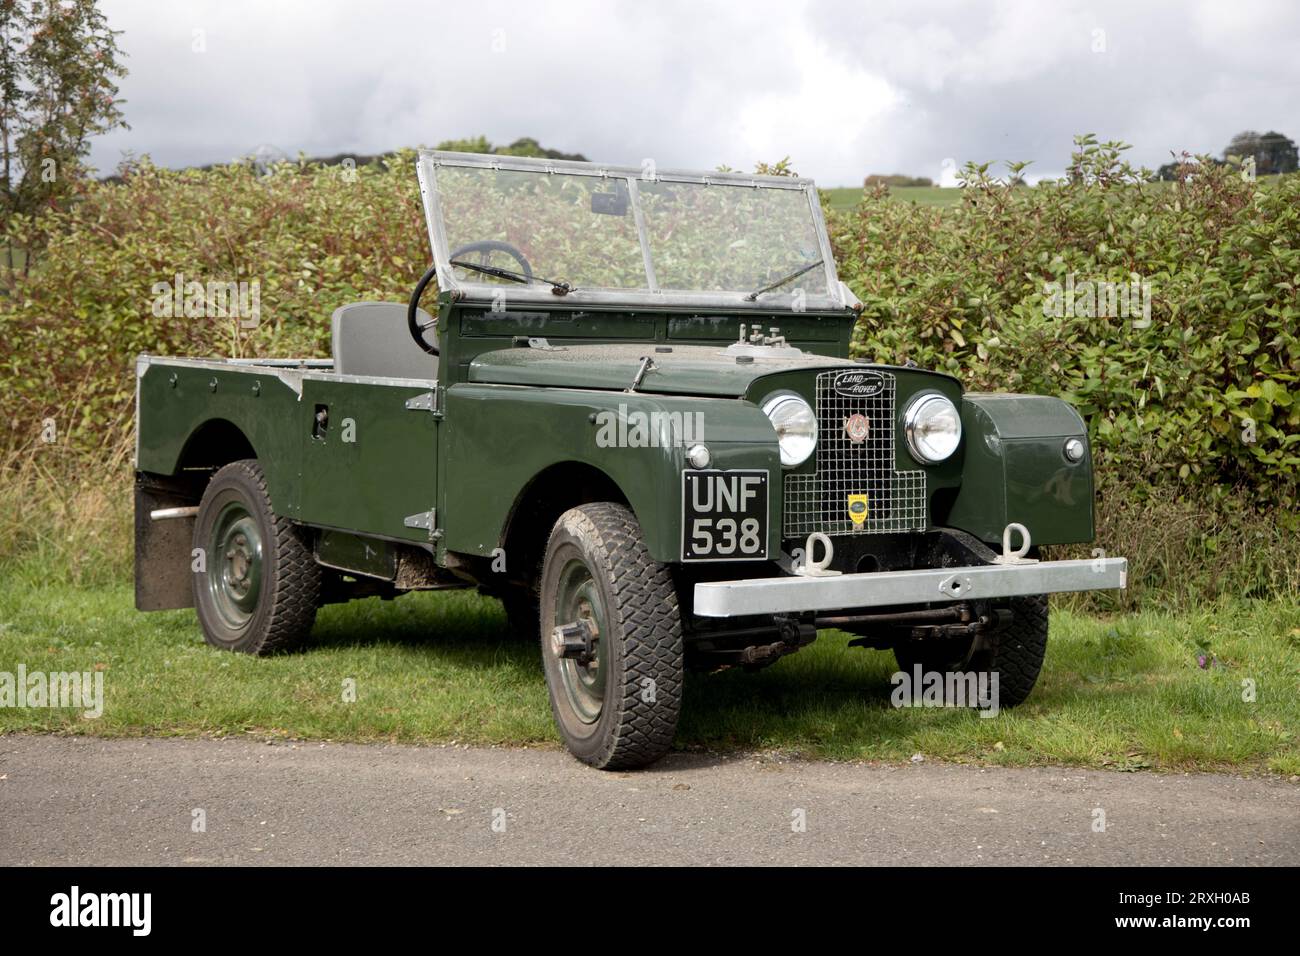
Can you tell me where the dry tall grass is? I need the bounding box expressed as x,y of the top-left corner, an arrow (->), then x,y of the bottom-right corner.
1,405 -> 134,587
1050,483 -> 1300,613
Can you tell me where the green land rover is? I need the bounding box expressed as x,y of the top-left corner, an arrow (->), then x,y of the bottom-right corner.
134,150 -> 1127,769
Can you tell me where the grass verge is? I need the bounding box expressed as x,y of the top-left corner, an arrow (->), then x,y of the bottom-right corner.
2,579 -> 1297,775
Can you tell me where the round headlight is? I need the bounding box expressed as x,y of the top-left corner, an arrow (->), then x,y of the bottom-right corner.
762,394 -> 817,467
904,394 -> 961,463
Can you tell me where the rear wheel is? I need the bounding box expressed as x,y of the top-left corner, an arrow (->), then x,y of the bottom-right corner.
501,588 -> 540,641
892,595 -> 1049,708
192,459 -> 321,655
539,503 -> 683,769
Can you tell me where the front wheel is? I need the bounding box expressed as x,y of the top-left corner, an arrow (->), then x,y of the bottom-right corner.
192,459 -> 321,655
892,595 -> 1049,708
539,503 -> 683,770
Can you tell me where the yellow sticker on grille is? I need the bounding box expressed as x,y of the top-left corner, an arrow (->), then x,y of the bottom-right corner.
847,493 -> 869,527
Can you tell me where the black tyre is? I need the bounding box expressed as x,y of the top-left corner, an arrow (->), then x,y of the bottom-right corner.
539,503 -> 683,770
500,588 -> 540,641
892,595 -> 1049,708
192,459 -> 321,655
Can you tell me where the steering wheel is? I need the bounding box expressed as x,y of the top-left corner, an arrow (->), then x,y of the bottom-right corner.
408,263 -> 441,355
408,241 -> 536,356
448,240 -> 533,280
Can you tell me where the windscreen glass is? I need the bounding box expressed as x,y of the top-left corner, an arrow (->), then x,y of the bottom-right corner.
425,156 -> 834,303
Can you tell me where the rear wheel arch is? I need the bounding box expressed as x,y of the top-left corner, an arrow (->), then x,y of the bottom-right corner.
176,417 -> 258,474
135,420 -> 265,612
170,419 -> 300,523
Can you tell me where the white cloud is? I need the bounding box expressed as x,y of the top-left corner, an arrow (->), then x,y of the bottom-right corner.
90,0 -> 1300,186
733,28 -> 901,183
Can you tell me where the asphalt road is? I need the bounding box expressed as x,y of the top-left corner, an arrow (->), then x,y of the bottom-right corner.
2,735 -> 1297,866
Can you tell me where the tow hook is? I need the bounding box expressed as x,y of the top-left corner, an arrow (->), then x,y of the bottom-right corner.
551,620 -> 597,664
739,614 -> 816,666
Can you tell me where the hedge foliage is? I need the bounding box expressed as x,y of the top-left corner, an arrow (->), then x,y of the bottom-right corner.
831,137 -> 1299,508
1,152 -> 430,441
2,138 -> 1296,513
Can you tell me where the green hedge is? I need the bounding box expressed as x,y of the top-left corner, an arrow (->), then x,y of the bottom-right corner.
829,139 -> 1299,508
1,152 -> 430,442
2,139 -> 1297,508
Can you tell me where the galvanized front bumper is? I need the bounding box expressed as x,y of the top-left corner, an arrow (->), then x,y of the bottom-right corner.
692,557 -> 1127,618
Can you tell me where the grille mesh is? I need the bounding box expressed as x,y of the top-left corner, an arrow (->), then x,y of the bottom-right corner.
783,370 -> 927,537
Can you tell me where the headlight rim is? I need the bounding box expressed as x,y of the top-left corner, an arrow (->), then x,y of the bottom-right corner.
903,392 -> 962,464
761,391 -> 818,468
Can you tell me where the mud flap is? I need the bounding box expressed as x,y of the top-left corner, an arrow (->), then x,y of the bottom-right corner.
134,475 -> 198,611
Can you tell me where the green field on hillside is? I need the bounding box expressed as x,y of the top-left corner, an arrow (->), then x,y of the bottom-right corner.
823,184 -> 962,212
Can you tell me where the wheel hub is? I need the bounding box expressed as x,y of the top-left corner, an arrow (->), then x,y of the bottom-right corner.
552,561 -> 607,725
550,619 -> 597,664
208,502 -> 264,629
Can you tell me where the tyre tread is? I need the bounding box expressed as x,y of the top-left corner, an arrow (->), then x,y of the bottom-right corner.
198,459 -> 320,655
547,502 -> 683,770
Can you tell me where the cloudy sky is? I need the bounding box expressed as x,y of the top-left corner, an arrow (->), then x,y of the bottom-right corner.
91,0 -> 1299,186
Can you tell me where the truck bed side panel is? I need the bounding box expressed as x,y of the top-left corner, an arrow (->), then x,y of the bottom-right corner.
136,358 -> 307,515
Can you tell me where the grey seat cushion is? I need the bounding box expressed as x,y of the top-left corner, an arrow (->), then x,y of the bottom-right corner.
330,302 -> 439,380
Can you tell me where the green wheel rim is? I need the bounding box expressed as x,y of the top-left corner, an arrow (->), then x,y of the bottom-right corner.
554,558 -> 608,725
207,501 -> 264,630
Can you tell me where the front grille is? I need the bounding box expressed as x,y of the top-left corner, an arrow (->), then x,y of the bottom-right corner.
783,370 -> 927,537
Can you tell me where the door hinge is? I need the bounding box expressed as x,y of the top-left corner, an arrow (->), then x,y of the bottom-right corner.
403,508 -> 435,529
403,508 -> 440,542
405,383 -> 442,416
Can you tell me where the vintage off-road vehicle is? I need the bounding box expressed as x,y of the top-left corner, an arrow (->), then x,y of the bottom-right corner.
135,150 -> 1126,769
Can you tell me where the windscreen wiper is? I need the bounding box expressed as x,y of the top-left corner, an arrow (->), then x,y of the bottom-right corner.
449,259 -> 573,296
744,258 -> 824,301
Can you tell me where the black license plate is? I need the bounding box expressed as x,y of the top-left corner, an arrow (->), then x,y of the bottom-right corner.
681,470 -> 768,561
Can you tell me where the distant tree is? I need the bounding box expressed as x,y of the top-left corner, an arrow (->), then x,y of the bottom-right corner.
1224,130 -> 1261,162
863,173 -> 933,188
1154,151 -> 1226,182
1154,161 -> 1181,182
434,135 -> 587,162
496,137 -> 587,161
0,0 -> 128,251
173,137 -> 588,179
1254,131 -> 1297,174
433,134 -> 493,155
1223,129 -> 1298,175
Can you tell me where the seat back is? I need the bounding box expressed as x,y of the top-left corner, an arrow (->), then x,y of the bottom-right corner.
330,302 -> 439,380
